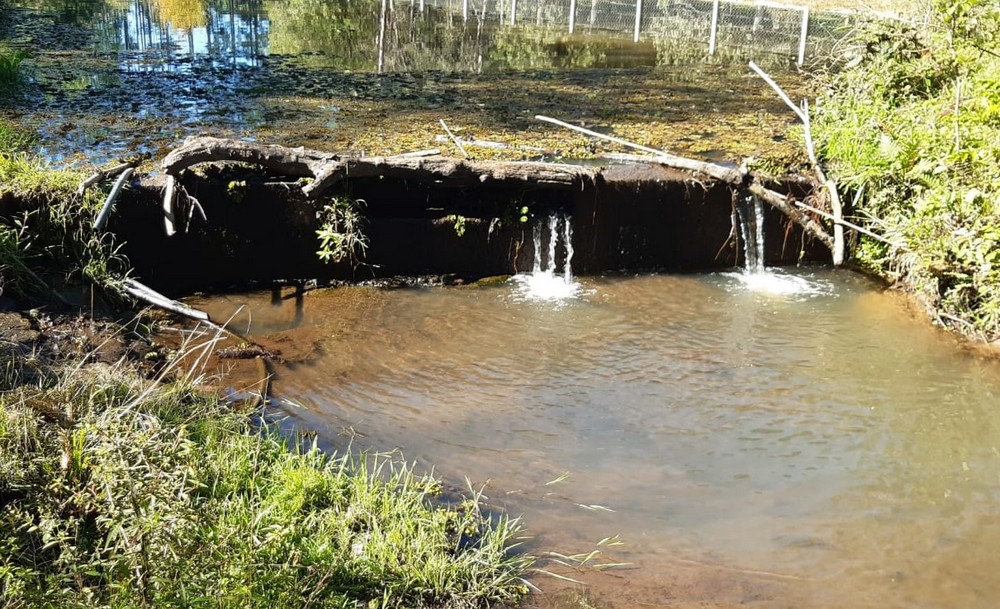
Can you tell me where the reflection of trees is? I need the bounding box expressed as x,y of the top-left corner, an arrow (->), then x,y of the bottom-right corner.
155,0 -> 207,30
266,0 -> 379,64
487,27 -> 606,70
26,0 -> 639,70
267,0 -> 616,72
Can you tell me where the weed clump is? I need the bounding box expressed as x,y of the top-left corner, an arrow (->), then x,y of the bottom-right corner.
0,352 -> 531,608
0,153 -> 128,302
814,0 -> 1000,341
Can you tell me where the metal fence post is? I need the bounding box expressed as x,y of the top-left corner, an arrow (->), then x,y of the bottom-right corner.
797,5 -> 809,65
708,0 -> 720,55
569,0 -> 576,33
462,0 -> 468,21
633,0 -> 642,42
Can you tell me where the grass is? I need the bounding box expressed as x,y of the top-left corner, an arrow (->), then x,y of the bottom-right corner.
0,336 -> 532,608
0,118 -> 35,153
813,0 -> 1000,341
0,152 -> 127,301
0,45 -> 27,88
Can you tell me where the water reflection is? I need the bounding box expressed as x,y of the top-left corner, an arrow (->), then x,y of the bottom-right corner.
189,271 -> 1000,608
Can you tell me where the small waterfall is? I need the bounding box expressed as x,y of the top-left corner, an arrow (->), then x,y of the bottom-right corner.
727,193 -> 826,296
512,213 -> 580,301
736,193 -> 766,273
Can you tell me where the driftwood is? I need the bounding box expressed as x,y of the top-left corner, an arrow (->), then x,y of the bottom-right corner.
123,278 -> 211,323
92,168 -> 134,232
162,136 -> 596,201
77,161 -> 136,197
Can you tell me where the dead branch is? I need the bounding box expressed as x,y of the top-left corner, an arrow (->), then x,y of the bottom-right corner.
439,119 -> 469,158
92,168 -> 134,232
536,114 -> 747,185
747,182 -> 834,251
749,61 -> 844,265
77,161 -> 137,197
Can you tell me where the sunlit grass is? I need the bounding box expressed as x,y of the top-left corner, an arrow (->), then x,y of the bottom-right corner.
0,335 -> 533,608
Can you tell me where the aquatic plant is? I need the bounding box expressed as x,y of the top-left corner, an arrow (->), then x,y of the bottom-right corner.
0,339 -> 532,608
0,45 -> 27,88
813,0 -> 1000,341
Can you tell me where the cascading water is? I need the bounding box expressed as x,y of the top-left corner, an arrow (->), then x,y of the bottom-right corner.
512,213 -> 581,301
736,193 -> 766,274
729,193 -> 829,297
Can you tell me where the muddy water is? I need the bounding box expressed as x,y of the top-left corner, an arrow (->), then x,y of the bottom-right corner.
190,271 -> 1000,609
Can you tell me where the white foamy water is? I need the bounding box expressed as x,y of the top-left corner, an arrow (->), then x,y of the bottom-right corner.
723,268 -> 834,298
511,213 -> 583,302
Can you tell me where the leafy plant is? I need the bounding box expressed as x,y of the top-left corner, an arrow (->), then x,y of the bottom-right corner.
813,0 -> 1000,340
316,196 -> 368,266
0,45 -> 28,88
446,214 -> 467,237
0,153 -> 129,301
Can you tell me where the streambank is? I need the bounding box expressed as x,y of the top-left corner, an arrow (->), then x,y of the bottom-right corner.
813,1 -> 1000,348
105,137 -> 830,295
0,157 -> 533,609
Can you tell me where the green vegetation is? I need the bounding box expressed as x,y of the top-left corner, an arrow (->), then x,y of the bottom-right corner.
0,153 -> 127,301
814,0 -> 1000,341
0,45 -> 28,88
0,348 -> 531,608
0,119 -> 36,153
316,196 -> 369,266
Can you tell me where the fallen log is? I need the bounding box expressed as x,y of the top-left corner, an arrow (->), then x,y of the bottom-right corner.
159,135 -> 833,259
163,136 -> 596,201
162,137 -> 336,177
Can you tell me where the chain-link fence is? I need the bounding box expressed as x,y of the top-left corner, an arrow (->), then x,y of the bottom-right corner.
418,0 -> 894,64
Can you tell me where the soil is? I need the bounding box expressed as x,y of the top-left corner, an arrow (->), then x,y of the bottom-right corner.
0,304 -> 274,404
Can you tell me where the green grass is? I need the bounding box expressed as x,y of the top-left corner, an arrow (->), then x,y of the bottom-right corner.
0,119 -> 35,153
813,0 -> 1000,341
0,45 -> 28,88
0,343 -> 532,608
0,152 -> 127,301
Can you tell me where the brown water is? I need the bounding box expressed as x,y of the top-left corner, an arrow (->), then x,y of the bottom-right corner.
190,270 -> 1000,609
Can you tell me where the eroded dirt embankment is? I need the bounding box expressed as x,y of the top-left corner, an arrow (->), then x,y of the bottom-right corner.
110,158 -> 826,294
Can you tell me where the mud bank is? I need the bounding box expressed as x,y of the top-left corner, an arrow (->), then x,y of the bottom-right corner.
110,155 -> 826,294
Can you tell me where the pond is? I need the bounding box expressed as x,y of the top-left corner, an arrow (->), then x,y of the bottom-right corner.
2,0 -> 813,166
189,268 -> 1000,609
